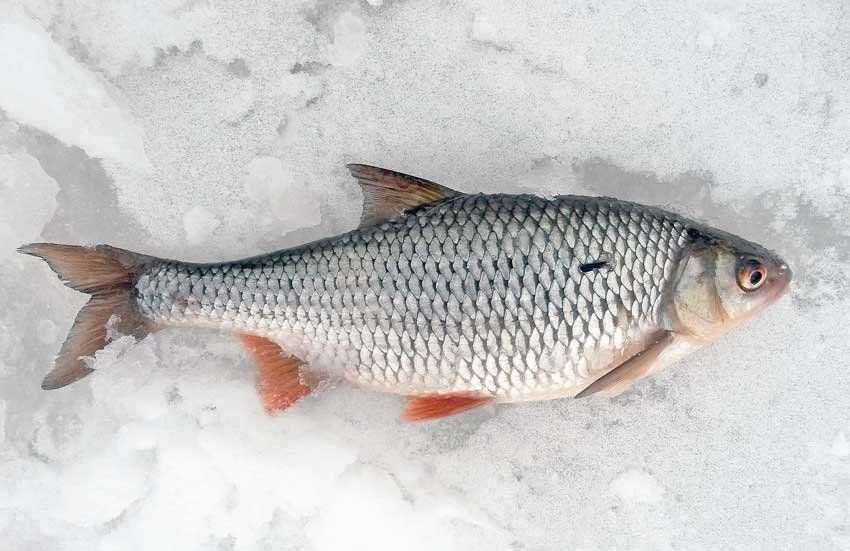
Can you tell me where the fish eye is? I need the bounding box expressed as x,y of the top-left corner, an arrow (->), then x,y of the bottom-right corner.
737,258 -> 767,291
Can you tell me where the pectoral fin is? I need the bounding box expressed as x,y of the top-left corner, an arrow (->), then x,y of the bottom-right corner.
576,332 -> 675,398
347,164 -> 462,227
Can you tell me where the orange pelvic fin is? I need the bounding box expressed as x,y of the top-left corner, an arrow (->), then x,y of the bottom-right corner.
240,334 -> 313,414
403,392 -> 494,422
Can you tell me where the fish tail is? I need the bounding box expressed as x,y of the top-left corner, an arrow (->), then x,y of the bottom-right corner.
17,243 -> 157,389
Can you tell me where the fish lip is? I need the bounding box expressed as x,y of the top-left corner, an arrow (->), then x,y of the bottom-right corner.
770,262 -> 793,300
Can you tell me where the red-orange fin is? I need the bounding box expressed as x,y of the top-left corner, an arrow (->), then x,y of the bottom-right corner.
403,393 -> 494,422
240,334 -> 312,414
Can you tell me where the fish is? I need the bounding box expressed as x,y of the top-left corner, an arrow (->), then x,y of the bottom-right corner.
18,164 -> 792,421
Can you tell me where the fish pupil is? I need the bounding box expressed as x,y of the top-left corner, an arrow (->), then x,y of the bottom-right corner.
750,270 -> 763,285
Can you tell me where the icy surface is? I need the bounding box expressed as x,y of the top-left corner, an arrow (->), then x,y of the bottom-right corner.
0,8 -> 150,169
0,150 -> 58,258
1,1 -> 849,549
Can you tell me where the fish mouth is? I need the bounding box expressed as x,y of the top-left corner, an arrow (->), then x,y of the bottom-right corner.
769,262 -> 793,302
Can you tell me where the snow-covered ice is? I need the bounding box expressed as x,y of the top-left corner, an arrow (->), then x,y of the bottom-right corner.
1,1 -> 849,549
0,8 -> 150,169
183,206 -> 221,247
0,150 -> 58,258
610,468 -> 665,506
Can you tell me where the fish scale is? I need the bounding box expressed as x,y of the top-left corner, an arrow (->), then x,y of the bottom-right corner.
135,193 -> 688,400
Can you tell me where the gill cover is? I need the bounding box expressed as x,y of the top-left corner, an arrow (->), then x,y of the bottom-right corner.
671,248 -> 728,340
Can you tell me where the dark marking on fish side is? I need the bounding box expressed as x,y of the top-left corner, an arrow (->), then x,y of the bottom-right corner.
579,260 -> 609,273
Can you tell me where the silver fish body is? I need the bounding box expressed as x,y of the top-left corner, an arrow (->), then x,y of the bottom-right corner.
21,164 -> 791,415
136,194 -> 689,400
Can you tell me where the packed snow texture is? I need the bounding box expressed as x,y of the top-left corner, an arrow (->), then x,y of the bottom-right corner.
1,1 -> 849,549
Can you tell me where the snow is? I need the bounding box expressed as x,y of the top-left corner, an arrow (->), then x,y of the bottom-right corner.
36,319 -> 58,345
183,206 -> 221,247
0,399 -> 6,445
243,156 -> 323,238
0,151 -> 58,258
610,469 -> 665,505
328,12 -> 367,68
831,433 -> 850,458
1,1 -> 849,549
0,8 -> 150,169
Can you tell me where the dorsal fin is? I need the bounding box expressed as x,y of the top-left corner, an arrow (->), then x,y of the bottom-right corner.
347,164 -> 462,227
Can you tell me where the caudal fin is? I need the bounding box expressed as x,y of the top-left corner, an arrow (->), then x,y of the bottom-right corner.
18,243 -> 156,389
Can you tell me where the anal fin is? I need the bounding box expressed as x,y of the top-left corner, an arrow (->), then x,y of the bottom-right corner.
403,392 -> 494,422
240,334 -> 312,414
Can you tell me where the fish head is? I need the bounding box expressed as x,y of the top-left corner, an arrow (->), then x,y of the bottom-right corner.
669,227 -> 792,341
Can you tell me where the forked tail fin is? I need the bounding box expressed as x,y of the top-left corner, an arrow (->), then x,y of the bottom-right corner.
18,243 -> 157,389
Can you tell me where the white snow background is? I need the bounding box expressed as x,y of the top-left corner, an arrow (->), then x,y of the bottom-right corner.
1,1 -> 849,549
